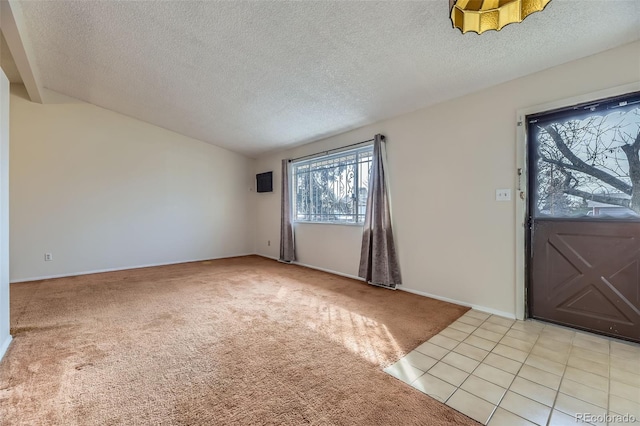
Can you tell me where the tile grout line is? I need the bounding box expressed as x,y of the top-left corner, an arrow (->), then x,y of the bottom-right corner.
446,314 -> 520,425
391,311 -> 640,426
484,316 -> 542,425
452,316 -> 576,424
446,312 -> 499,425
481,318 -> 517,425
607,338 -> 612,426
544,324 -> 574,426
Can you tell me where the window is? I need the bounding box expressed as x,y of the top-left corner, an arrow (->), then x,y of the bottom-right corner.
528,91 -> 640,219
292,146 -> 373,223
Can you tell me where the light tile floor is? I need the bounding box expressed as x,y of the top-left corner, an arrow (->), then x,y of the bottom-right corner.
384,310 -> 640,426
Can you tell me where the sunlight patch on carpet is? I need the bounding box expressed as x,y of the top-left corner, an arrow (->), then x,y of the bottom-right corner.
302,295 -> 403,365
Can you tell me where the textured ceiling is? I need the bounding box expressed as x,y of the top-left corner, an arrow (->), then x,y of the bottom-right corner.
16,0 -> 640,157
0,32 -> 23,83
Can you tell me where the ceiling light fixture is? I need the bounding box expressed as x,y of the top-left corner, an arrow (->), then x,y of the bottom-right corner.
450,0 -> 551,34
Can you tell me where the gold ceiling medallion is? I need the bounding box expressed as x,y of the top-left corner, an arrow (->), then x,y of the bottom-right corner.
450,0 -> 551,34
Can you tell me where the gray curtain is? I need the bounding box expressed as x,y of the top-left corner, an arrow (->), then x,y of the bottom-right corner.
358,134 -> 401,289
280,159 -> 295,262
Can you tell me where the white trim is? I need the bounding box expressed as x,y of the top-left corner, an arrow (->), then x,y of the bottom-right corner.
256,254 -> 515,318
294,221 -> 364,227
21,251 -> 515,320
9,253 -> 255,283
515,81 -> 640,321
257,253 -> 279,261
0,70 -> 9,365
0,335 -> 12,361
293,261 -> 364,282
400,287 -> 516,320
255,254 -> 365,281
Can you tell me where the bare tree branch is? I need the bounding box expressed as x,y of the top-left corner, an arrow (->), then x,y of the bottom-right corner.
543,125 -> 632,195
541,157 -> 625,185
563,188 -> 630,208
620,129 -> 640,212
554,168 -> 631,210
621,141 -> 640,177
541,157 -> 609,178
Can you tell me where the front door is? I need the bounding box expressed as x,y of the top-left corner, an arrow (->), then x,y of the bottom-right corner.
527,91 -> 640,343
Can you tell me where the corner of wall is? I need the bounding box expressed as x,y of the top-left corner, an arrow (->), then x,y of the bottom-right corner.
0,70 -> 10,360
0,335 -> 12,361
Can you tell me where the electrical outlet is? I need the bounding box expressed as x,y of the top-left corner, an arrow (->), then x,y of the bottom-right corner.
496,189 -> 512,201
267,240 -> 271,246
44,253 -> 53,261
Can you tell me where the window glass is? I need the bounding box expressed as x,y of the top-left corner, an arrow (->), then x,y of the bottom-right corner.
529,93 -> 640,219
293,146 -> 373,223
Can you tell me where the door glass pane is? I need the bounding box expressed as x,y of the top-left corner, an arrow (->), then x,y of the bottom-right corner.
529,94 -> 640,219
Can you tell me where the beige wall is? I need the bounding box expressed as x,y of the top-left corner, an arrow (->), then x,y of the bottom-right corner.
7,40 -> 639,315
255,41 -> 640,317
10,86 -> 255,282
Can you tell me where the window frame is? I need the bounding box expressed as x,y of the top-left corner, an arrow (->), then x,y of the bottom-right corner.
291,144 -> 373,225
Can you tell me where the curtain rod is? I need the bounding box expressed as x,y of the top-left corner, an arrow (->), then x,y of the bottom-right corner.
289,135 -> 384,163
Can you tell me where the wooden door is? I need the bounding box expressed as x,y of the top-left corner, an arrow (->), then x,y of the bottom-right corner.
530,220 -> 640,342
527,91 -> 640,342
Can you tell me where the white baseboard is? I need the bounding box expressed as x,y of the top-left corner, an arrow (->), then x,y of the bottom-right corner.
399,287 -> 516,319
10,253 -> 255,283
0,334 -> 12,361
293,261 -> 365,282
11,252 -> 517,320
257,254 -> 279,261
254,254 -> 365,282
256,254 -> 515,318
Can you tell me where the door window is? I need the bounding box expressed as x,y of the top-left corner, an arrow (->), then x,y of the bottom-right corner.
529,92 -> 640,219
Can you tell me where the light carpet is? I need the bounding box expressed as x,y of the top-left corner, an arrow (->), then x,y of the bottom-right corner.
0,256 -> 475,425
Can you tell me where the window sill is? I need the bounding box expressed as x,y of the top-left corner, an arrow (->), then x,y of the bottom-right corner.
294,221 -> 364,227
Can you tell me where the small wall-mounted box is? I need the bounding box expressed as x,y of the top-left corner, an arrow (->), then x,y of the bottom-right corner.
256,171 -> 273,193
